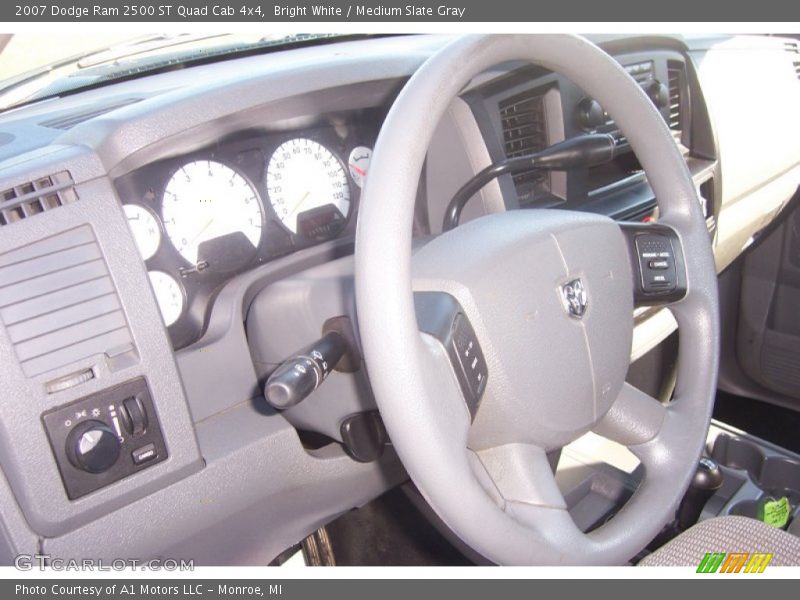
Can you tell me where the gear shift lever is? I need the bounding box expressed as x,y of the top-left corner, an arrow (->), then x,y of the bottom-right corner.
676,457 -> 724,531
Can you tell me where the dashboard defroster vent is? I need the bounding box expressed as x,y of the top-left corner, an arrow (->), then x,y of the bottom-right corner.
499,88 -> 549,198
0,171 -> 78,227
39,98 -> 141,130
0,225 -> 135,378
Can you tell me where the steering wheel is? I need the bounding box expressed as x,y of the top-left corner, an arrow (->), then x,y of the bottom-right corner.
355,35 -> 719,565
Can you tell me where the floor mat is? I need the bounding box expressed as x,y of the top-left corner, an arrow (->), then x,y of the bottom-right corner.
324,486 -> 472,566
713,391 -> 800,455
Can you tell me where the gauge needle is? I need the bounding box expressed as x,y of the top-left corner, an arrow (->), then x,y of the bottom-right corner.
288,191 -> 311,217
186,218 -> 214,248
349,164 -> 367,177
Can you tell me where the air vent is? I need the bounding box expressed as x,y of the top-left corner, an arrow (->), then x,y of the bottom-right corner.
39,98 -> 140,130
586,62 -> 656,147
0,226 -> 135,378
667,61 -> 686,143
0,171 -> 78,227
625,60 -> 656,85
499,88 -> 549,197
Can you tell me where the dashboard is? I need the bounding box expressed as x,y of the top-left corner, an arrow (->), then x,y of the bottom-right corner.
115,43 -> 719,351
0,33 -> 797,565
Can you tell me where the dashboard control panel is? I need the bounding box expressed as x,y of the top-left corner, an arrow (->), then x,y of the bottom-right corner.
42,377 -> 167,500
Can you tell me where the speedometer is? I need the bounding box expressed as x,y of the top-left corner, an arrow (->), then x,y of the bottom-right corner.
162,160 -> 263,265
266,139 -> 351,236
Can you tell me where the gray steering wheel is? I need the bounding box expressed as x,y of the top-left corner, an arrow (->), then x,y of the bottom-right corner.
355,35 -> 720,565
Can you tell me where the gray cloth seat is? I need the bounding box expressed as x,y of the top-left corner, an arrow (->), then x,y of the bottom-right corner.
640,515 -> 800,566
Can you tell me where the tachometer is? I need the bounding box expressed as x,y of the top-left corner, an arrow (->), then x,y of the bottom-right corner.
162,160 -> 263,265
266,138 -> 351,236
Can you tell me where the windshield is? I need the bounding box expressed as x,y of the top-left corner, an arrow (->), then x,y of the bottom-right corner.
0,33 -> 362,112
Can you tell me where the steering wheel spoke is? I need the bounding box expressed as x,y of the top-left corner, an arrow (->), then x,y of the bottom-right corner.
619,221 -> 688,308
472,442 -> 567,510
593,382 -> 667,447
470,441 -> 613,559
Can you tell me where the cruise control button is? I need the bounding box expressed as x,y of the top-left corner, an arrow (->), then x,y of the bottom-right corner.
132,443 -> 157,465
636,234 -> 678,293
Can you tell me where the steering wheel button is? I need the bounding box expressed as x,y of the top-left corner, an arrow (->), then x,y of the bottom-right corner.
451,313 -> 488,403
635,233 -> 679,294
413,292 -> 488,418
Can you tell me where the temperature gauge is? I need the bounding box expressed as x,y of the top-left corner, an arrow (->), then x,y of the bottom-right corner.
124,204 -> 161,261
348,146 -> 372,189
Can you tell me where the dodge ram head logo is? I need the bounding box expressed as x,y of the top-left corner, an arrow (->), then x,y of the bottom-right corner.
560,278 -> 588,318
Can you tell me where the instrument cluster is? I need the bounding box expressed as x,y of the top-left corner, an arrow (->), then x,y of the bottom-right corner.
114,113 -> 377,349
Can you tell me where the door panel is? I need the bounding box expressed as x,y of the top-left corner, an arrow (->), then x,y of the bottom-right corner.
738,203 -> 800,401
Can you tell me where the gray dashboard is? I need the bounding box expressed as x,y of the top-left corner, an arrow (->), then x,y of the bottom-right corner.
0,33 -> 797,565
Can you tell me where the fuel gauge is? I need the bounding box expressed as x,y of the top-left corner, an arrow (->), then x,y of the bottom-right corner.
148,271 -> 184,327
348,146 -> 372,189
